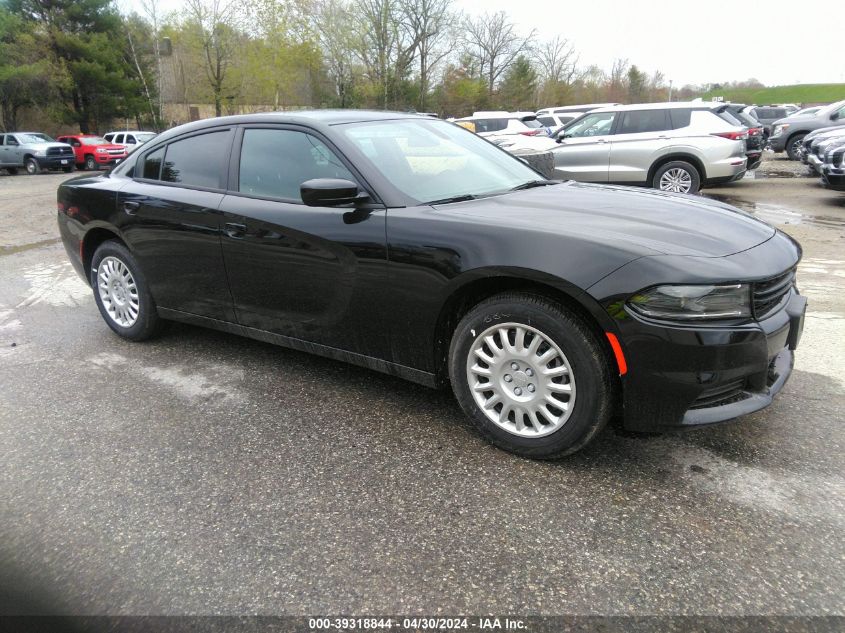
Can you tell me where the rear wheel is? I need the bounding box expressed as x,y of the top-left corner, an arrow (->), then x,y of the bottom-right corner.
6,167 -> 18,175
786,134 -> 806,161
449,292 -> 614,459
84,155 -> 97,170
652,160 -> 700,194
24,158 -> 40,175
91,241 -> 163,341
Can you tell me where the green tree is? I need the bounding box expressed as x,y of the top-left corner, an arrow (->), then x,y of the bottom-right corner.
0,7 -> 55,131
627,64 -> 647,103
497,55 -> 537,111
9,0 -> 149,133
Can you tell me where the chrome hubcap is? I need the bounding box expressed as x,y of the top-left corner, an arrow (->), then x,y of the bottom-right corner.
466,322 -> 576,438
97,256 -> 139,328
659,168 -> 692,193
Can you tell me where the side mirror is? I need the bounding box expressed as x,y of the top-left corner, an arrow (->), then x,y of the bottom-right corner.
831,112 -> 840,121
300,178 -> 368,207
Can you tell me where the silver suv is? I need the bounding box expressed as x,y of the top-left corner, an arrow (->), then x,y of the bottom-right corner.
0,132 -> 75,175
551,103 -> 748,194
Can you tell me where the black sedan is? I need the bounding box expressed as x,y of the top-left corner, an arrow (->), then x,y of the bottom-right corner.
57,111 -> 806,459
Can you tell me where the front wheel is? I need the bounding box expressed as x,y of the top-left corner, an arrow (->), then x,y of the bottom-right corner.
62,164 -> 75,173
448,292 -> 615,459
5,167 -> 18,175
91,241 -> 163,341
652,160 -> 701,194
84,155 -> 97,171
786,134 -> 806,161
24,158 -> 40,175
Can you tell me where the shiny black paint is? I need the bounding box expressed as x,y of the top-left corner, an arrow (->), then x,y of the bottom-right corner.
57,111 -> 804,432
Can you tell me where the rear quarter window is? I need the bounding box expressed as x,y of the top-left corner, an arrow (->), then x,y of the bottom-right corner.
669,109 -> 692,129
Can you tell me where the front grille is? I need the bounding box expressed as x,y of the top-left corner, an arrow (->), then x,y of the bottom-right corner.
47,146 -> 73,157
753,269 -> 795,318
828,148 -> 844,165
107,149 -> 125,155
690,377 -> 748,409
813,144 -> 825,157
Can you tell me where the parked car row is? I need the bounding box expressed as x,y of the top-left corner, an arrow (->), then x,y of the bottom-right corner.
797,126 -> 845,192
0,130 -> 156,175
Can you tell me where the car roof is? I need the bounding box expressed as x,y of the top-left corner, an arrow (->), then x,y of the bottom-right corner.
589,101 -> 727,113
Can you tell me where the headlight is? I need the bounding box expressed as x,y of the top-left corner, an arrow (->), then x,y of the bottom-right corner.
628,284 -> 751,320
96,148 -> 107,153
33,148 -> 47,156
772,124 -> 789,137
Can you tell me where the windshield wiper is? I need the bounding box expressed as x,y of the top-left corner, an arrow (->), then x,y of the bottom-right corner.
426,194 -> 477,205
510,180 -> 553,191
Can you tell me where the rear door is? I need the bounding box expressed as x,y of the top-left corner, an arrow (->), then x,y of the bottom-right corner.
608,109 -> 672,183
116,128 -> 236,321
551,111 -> 617,182
218,125 -> 389,358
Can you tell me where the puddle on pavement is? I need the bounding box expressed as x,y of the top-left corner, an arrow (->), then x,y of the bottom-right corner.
703,194 -> 845,229
0,238 -> 61,257
744,169 -> 806,179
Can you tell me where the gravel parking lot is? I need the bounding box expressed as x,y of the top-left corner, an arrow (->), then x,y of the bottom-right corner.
0,156 -> 843,617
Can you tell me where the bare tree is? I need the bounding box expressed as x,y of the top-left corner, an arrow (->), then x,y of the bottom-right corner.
140,0 -> 163,129
608,57 -> 629,102
461,11 -> 535,96
399,0 -> 452,110
183,0 -> 242,117
315,0 -> 357,107
534,35 -> 577,85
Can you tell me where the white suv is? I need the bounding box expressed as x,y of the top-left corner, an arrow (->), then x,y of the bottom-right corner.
102,131 -> 157,153
551,102 -> 748,193
454,111 -> 557,152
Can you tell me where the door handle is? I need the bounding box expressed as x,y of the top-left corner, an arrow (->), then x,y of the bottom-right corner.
123,201 -> 140,215
596,138 -> 608,144
224,222 -> 247,239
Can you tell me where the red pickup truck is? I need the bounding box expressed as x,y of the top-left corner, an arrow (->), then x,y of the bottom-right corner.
56,135 -> 129,171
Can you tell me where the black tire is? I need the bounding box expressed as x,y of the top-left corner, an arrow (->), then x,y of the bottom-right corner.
448,292 -> 615,459
90,240 -> 163,341
786,134 -> 806,161
62,164 -> 75,173
6,167 -> 18,175
84,155 -> 97,171
24,157 -> 40,175
651,160 -> 701,194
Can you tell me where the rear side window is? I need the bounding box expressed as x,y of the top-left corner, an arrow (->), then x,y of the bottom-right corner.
238,128 -> 355,201
473,119 -> 508,133
522,119 -> 542,129
669,109 -> 692,129
142,146 -> 164,180
617,110 -> 669,134
160,130 -> 231,188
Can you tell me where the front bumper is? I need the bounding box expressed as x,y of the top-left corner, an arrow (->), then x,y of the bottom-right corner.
822,165 -> 845,191
35,156 -> 74,169
617,291 -> 806,432
807,154 -> 823,174
768,133 -> 787,152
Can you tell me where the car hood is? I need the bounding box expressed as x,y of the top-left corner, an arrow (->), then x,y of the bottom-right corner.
438,182 -> 776,258
27,142 -> 72,150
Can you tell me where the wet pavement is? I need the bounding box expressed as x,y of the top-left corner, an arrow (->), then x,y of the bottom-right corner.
0,159 -> 844,616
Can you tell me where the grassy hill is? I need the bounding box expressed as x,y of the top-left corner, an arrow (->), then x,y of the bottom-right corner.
699,84 -> 845,105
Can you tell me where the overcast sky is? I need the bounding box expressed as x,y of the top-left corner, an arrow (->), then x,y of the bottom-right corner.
126,0 -> 845,87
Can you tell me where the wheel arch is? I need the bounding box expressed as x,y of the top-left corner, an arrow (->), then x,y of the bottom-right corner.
81,227 -> 127,281
647,153 -> 707,184
432,270 -> 622,390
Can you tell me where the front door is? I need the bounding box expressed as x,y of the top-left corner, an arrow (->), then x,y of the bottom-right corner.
116,128 -> 236,322
551,111 -> 617,182
218,126 -> 389,360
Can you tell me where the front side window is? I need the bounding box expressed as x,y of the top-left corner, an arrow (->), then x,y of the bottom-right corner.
617,110 -> 669,134
338,118 -> 540,204
563,112 -> 616,138
160,130 -> 230,188
238,128 -> 355,201
142,146 -> 164,180
6,135 -> 19,146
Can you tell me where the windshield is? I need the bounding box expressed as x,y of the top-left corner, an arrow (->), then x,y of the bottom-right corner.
338,118 -> 543,204
18,133 -> 54,143
81,137 -> 109,146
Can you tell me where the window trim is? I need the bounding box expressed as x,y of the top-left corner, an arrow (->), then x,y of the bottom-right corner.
133,127 -> 236,194
226,123 -> 382,207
